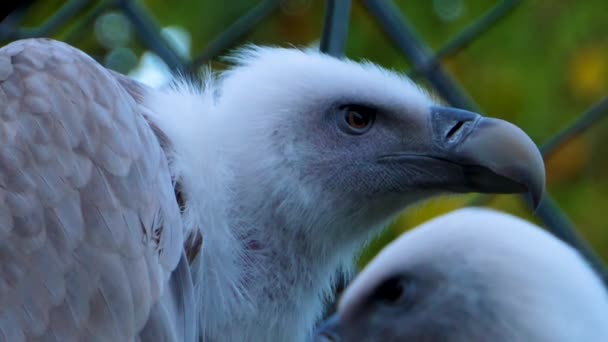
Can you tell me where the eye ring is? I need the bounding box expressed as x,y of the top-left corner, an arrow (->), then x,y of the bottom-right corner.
337,105 -> 376,135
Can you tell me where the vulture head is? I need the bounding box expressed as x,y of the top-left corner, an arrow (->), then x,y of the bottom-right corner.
213,46 -> 544,236
314,208 -> 608,342
146,46 -> 545,339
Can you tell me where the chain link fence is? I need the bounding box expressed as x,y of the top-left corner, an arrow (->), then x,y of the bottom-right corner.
2,0 -> 607,284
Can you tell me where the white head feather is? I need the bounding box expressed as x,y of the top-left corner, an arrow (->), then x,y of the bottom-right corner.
143,46 -> 438,340
328,208 -> 608,341
143,46 -> 546,341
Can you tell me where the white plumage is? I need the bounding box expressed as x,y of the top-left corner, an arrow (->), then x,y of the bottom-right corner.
146,46 -> 438,340
316,208 -> 608,341
0,39 -> 545,341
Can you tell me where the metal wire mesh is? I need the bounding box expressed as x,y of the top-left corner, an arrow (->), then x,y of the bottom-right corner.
1,0 -> 606,284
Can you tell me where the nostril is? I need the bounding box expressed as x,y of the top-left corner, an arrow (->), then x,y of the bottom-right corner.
446,121 -> 465,140
431,106 -> 481,146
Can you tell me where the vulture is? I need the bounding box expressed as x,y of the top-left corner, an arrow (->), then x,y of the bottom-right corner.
0,38 -> 545,341
314,208 -> 608,342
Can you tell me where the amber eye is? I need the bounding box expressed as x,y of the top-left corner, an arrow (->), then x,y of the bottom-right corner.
338,105 -> 376,134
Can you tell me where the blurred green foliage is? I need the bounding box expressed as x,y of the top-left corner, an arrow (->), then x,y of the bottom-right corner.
9,0 -> 608,266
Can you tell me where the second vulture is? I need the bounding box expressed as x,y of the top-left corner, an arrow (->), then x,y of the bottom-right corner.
315,208 -> 608,341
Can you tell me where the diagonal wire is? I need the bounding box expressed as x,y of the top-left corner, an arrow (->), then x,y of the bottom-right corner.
117,0 -> 187,72
361,0 -> 607,281
62,0 -> 112,44
410,0 -> 521,77
319,0 -> 352,57
0,1 -> 36,27
0,0 -> 90,41
189,0 -> 281,71
524,194 -> 608,284
435,0 -> 521,60
541,96 -> 608,157
361,0 -> 479,111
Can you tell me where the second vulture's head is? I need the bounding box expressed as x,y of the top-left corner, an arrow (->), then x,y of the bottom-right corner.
313,208 -> 608,341
209,46 -> 544,242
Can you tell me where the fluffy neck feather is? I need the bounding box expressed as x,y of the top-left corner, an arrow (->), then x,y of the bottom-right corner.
143,77 -> 365,341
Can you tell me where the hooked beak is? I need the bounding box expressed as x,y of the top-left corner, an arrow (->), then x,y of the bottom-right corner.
379,106 -> 545,207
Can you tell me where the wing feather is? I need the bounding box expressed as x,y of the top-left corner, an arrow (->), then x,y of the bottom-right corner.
0,38 -> 193,341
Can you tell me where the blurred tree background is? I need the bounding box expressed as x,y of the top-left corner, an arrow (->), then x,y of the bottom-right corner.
3,0 -> 607,267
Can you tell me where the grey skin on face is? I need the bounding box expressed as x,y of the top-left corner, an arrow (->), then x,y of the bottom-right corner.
314,209 -> 608,342
376,106 -> 545,206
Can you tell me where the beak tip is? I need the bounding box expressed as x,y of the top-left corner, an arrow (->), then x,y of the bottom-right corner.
529,189 -> 544,210
528,180 -> 545,210
525,145 -> 546,211
466,117 -> 547,204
